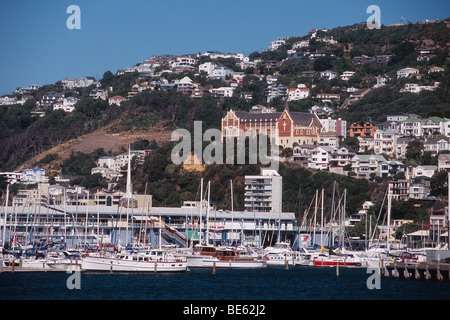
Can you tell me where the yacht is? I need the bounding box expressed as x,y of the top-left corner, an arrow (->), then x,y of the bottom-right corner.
81,248 -> 187,272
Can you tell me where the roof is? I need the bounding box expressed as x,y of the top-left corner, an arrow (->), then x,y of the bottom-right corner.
234,111 -> 282,122
110,95 -> 125,99
287,111 -> 322,127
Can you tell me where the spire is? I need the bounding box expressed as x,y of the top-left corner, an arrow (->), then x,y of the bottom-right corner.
120,144 -> 137,208
124,145 -> 132,199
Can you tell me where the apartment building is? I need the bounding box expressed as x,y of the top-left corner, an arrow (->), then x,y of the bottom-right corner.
244,169 -> 282,213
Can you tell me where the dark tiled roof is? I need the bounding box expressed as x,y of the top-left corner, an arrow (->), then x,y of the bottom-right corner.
235,111 -> 282,122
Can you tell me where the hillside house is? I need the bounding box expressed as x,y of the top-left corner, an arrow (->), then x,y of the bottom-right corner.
108,95 -> 126,106
349,121 -> 377,137
437,154 -> 450,171
397,67 -> 419,78
287,84 -> 309,101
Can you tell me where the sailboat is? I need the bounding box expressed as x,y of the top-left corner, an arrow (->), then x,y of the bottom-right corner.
81,146 -> 187,273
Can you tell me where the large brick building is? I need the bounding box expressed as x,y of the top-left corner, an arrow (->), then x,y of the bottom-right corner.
221,106 -> 324,149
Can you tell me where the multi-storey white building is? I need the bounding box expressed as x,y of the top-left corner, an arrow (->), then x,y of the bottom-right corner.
397,67 -> 419,78
244,169 -> 282,213
287,84 -> 309,101
373,129 -> 401,156
309,146 -> 332,170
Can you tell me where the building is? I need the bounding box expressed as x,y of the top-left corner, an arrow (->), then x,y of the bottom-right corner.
376,55 -> 393,65
397,67 -> 419,78
318,132 -> 340,147
389,180 -> 410,201
438,154 -> 450,171
53,97 -> 79,112
319,70 -> 338,80
349,121 -> 377,138
221,107 -> 324,149
276,108 -> 324,149
244,169 -> 282,213
287,84 -> 309,101
0,95 -> 18,106
269,37 -> 287,51
265,84 -> 288,102
340,71 -> 355,81
409,176 -> 431,199
423,136 -> 449,154
329,146 -> 356,168
357,136 -> 374,153
199,62 -> 218,76
373,129 -> 401,156
211,66 -> 234,80
351,154 -> 388,179
309,146 -> 332,170
210,87 -> 234,98
319,117 -> 347,138
353,55 -> 375,65
22,168 -> 47,184
108,95 -> 126,106
90,88 -> 108,100
41,91 -> 64,106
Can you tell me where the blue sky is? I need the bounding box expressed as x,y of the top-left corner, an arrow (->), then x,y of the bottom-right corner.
0,0 -> 448,95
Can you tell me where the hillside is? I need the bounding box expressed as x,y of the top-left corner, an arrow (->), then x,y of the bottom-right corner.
0,19 -> 449,227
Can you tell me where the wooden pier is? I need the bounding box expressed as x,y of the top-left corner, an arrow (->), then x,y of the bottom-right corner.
384,262 -> 450,281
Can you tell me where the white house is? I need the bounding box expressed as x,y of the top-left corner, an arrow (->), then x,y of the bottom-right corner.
21,168 -> 47,184
53,97 -> 79,112
351,154 -> 388,179
292,40 -> 309,49
175,76 -> 194,92
373,129 -> 401,156
309,146 -> 333,170
397,67 -> 419,78
318,132 -> 340,147
199,62 -> 218,75
211,66 -> 234,80
108,95 -> 126,106
90,88 -> 108,100
287,84 -> 309,101
269,37 -> 287,51
437,154 -> 450,171
319,70 -> 338,80
210,87 -> 234,98
340,71 -> 355,81
265,84 -> 288,102
0,95 -> 18,105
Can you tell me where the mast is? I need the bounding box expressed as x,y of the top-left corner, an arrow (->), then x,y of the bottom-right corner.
199,178 -> 203,244
320,188 -> 324,246
313,189 -> 318,248
386,183 -> 392,252
341,189 -> 347,248
2,183 -> 9,248
448,172 -> 450,248
230,179 -> 234,245
206,181 -> 210,245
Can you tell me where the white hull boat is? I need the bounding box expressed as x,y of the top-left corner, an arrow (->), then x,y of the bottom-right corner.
81,249 -> 187,272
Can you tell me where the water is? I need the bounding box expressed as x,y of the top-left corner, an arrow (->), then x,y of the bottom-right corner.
1,266 -> 449,301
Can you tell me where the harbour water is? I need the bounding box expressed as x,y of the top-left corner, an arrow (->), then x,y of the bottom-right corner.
2,265 -> 449,300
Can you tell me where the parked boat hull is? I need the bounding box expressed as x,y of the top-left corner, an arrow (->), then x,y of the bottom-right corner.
81,256 -> 187,272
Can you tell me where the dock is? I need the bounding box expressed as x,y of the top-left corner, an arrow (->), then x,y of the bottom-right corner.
384,262 -> 450,281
